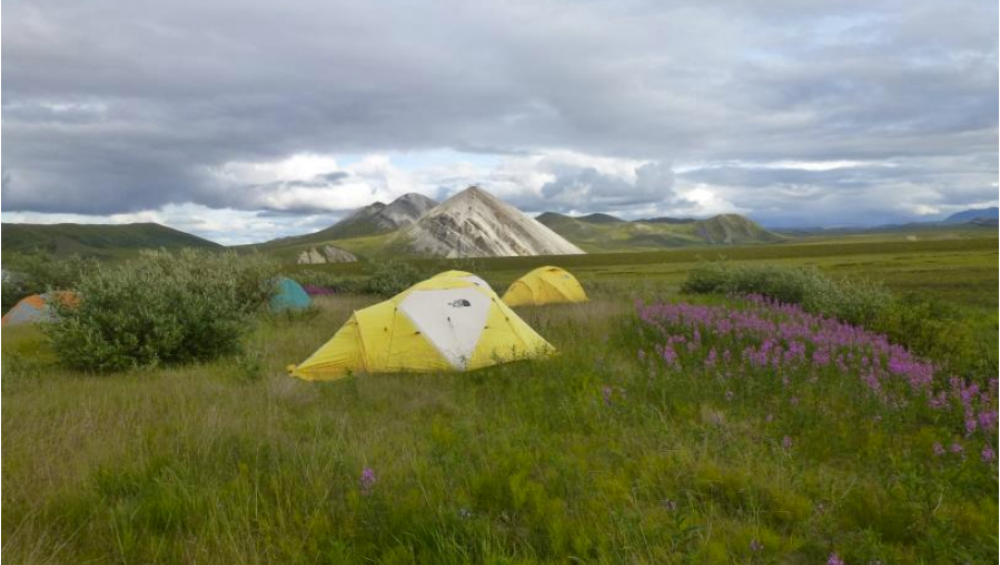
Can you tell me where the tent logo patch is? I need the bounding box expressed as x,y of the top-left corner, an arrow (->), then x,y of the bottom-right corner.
448,299 -> 472,308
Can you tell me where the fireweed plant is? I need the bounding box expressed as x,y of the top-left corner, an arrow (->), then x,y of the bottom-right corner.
633,295 -> 997,463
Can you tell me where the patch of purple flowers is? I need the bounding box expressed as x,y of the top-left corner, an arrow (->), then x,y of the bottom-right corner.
360,467 -> 377,496
636,296 -> 997,444
303,284 -> 337,296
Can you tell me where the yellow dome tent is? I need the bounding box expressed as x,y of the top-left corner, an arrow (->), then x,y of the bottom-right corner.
289,271 -> 555,381
501,266 -> 588,307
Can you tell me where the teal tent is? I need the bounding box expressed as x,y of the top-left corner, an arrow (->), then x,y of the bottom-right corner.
270,277 -> 312,312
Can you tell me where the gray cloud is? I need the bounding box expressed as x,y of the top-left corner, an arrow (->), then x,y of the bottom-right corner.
539,161 -> 686,210
680,155 -> 998,226
2,0 -> 997,226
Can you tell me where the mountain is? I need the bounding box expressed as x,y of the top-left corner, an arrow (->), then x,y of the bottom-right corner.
267,193 -> 438,246
968,217 -> 999,227
578,213 -> 626,224
250,188 -> 781,261
635,216 -> 697,225
943,207 -> 999,224
295,244 -> 358,264
692,214 -> 783,244
378,193 -> 440,228
1,222 -> 222,257
536,212 -> 783,252
395,186 -> 585,257
536,212 -> 626,226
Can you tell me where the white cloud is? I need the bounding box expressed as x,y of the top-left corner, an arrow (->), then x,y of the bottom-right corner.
0,203 -> 346,245
212,154 -> 342,185
3,0 -> 995,228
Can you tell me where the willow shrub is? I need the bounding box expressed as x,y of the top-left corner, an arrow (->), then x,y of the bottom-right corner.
681,261 -> 994,379
1,252 -> 97,313
46,250 -> 278,372
682,261 -> 892,327
363,261 -> 437,296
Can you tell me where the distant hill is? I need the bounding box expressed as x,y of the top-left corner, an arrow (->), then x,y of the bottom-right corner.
247,190 -> 785,261
1,222 -> 222,258
635,216 -> 698,225
395,187 -> 584,257
968,217 -> 999,227
944,207 -> 999,224
257,193 -> 438,249
578,213 -> 626,224
249,188 -> 582,260
535,212 -> 784,252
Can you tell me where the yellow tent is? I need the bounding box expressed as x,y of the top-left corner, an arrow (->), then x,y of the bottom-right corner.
501,266 -> 588,307
289,271 -> 555,381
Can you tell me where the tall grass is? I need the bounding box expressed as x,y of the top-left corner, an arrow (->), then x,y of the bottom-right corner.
3,286 -> 996,563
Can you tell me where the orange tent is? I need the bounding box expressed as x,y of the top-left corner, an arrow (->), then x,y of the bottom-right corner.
2,291 -> 80,327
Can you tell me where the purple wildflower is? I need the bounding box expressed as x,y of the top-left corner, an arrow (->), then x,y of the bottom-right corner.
360,467 -> 377,495
782,436 -> 793,450
634,297 -> 998,443
827,553 -> 845,565
750,539 -> 763,552
705,348 -> 718,369
932,443 -> 945,457
982,445 -> 996,464
302,284 -> 337,296
965,417 -> 978,435
602,386 -> 613,405
950,442 -> 964,455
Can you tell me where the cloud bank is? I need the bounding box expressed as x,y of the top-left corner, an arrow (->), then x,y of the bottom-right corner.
2,0 -> 996,241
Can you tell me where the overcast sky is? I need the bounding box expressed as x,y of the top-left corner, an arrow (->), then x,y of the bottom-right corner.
2,0 -> 997,244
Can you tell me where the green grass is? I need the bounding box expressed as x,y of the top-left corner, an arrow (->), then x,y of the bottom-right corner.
235,232 -> 399,263
291,234 -> 998,309
1,223 -> 221,259
534,213 -> 784,252
2,236 -> 997,563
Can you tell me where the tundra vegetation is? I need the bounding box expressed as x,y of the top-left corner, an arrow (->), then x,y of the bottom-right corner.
44,250 -> 279,372
2,235 -> 997,564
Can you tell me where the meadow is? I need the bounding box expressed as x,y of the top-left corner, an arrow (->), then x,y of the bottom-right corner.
2,234 -> 997,563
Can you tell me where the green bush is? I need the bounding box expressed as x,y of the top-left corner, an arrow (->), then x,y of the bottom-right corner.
363,261 -> 435,296
45,250 -> 279,372
294,261 -> 437,296
294,269 -> 367,294
1,252 -> 97,313
681,261 -> 996,380
682,261 -> 893,327
869,295 -> 997,380
1,281 -> 27,314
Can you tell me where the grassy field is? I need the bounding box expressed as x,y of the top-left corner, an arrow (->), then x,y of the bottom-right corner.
1,223 -> 221,259
294,234 -> 998,309
2,235 -> 997,563
533,213 -> 783,252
